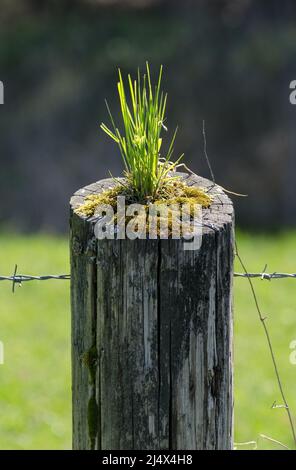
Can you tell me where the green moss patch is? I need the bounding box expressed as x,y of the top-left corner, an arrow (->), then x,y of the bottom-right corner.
75,178 -> 212,237
76,179 -> 211,216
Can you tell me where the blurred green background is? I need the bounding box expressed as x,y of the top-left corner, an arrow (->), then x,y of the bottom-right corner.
0,232 -> 295,449
0,0 -> 296,451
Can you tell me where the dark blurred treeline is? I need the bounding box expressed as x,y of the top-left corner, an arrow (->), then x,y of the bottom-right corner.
0,0 -> 296,231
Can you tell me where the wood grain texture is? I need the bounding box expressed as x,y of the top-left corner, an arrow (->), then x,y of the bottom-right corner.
70,173 -> 234,450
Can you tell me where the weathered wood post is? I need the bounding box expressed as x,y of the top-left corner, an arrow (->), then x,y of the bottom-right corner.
70,173 -> 234,450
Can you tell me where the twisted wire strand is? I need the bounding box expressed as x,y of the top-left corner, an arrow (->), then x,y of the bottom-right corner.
0,272 -> 295,283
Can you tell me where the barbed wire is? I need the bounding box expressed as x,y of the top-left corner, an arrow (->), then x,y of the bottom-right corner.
0,264 -> 295,294
0,274 -> 71,282
1,272 -> 295,282
0,272 -> 296,284
234,272 -> 296,280
0,265 -> 70,292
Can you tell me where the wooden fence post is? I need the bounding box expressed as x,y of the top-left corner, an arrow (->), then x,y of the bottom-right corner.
70,173 -> 234,450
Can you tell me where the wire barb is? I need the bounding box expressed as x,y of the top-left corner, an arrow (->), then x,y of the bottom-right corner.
12,264 -> 18,293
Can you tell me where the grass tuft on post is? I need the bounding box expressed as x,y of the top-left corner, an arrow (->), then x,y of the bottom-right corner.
100,62 -> 183,201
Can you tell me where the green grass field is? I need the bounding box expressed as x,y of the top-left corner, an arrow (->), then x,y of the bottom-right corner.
0,231 -> 295,450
